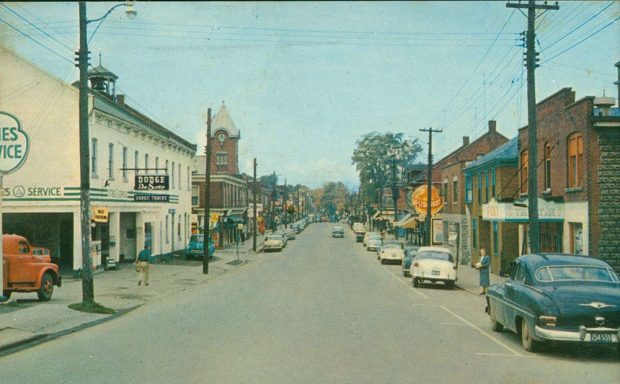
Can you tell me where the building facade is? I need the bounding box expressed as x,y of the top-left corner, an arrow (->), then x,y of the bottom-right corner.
1,48 -> 196,272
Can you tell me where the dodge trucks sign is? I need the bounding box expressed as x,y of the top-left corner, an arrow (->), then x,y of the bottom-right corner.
0,112 -> 29,175
134,175 -> 169,190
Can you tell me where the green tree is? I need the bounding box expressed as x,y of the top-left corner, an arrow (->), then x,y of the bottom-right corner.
351,132 -> 422,206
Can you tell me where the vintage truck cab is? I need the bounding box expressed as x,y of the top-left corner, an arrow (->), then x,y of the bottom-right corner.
2,234 -> 61,301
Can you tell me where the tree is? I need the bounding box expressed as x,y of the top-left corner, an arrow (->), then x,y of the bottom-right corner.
312,181 -> 351,219
352,132 -> 422,207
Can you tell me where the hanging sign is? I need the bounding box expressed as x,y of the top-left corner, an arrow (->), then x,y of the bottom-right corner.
412,185 -> 443,216
92,206 -> 109,223
134,175 -> 169,190
0,112 -> 29,175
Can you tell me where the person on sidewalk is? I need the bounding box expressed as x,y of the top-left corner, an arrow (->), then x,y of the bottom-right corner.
135,244 -> 151,286
475,248 -> 491,295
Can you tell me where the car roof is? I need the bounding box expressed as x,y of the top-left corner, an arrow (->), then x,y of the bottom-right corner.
417,246 -> 452,254
519,253 -> 612,269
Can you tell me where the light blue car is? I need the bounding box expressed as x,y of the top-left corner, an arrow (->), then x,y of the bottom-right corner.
185,234 -> 216,260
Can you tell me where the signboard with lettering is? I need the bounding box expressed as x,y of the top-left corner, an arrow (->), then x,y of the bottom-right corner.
92,207 -> 109,223
0,112 -> 29,175
134,175 -> 169,190
411,185 -> 443,216
134,194 -> 169,202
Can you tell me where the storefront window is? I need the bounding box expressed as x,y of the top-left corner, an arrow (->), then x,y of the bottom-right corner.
570,222 -> 583,254
465,174 -> 472,204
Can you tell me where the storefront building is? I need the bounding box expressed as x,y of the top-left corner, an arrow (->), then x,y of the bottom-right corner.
1,48 -> 196,272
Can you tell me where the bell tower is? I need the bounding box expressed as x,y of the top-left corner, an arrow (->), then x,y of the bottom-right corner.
210,101 -> 241,175
88,54 -> 118,99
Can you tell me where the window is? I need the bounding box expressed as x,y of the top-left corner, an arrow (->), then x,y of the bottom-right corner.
472,218 -> 478,249
178,163 -> 182,189
520,149 -> 528,194
108,143 -> 114,180
134,150 -> 139,174
477,173 -> 482,204
569,222 -> 583,254
452,178 -> 458,203
91,138 -> 98,177
192,185 -> 199,206
155,157 -> 159,173
515,262 -> 527,283
567,133 -> 583,188
144,153 -> 149,173
544,142 -> 552,190
484,171 -> 489,203
491,168 -> 496,198
492,222 -> 499,256
122,147 -> 128,182
465,175 -> 472,203
172,161 -> 176,189
442,179 -> 448,202
187,166 -> 191,191
178,215 -> 181,241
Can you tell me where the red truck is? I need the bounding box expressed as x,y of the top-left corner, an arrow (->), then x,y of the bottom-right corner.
2,234 -> 61,301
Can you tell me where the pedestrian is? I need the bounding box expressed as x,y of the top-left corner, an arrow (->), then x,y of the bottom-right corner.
475,248 -> 491,295
135,244 -> 151,286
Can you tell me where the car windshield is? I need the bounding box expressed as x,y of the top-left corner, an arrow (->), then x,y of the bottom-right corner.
266,235 -> 282,241
189,235 -> 204,243
535,265 -> 620,283
416,251 -> 454,263
382,244 -> 401,250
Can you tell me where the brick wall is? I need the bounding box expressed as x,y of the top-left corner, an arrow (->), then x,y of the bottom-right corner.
597,129 -> 620,271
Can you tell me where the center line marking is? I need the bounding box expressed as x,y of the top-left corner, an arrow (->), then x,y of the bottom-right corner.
440,305 -> 523,357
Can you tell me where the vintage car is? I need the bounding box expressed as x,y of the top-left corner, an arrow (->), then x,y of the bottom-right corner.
486,253 -> 620,353
331,226 -> 345,238
184,234 -> 216,260
2,234 -> 61,301
363,232 -> 381,246
366,238 -> 382,252
410,246 -> 456,289
377,242 -> 405,265
263,234 -> 285,252
401,245 -> 420,277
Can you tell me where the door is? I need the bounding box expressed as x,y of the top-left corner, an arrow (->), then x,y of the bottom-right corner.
9,240 -> 37,283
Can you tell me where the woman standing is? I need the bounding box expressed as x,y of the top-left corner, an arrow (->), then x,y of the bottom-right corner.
476,248 -> 491,295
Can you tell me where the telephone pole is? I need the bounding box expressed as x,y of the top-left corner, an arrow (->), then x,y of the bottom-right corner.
203,108 -> 212,274
252,158 -> 257,252
391,157 -> 399,240
420,127 -> 442,246
507,0 -> 559,253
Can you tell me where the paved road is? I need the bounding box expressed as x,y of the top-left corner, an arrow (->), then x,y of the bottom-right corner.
0,223 -> 618,383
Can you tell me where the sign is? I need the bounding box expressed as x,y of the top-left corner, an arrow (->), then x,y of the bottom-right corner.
134,194 -> 169,202
0,112 -> 29,175
134,175 -> 169,190
210,213 -> 220,222
92,206 -> 109,223
168,208 -> 176,214
411,185 -> 443,216
482,198 -> 564,222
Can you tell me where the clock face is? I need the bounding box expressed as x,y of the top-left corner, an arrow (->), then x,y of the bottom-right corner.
217,133 -> 225,143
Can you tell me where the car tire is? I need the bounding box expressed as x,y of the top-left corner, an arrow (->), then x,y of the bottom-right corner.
37,273 -> 54,301
446,280 -> 455,290
1,290 -> 12,301
413,278 -> 419,287
520,318 -> 540,352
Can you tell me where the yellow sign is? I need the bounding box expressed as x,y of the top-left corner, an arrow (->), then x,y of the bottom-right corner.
92,206 -> 109,223
412,185 -> 443,216
210,213 -> 220,223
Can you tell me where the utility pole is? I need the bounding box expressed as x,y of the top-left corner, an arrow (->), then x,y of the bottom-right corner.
284,178 -> 288,229
420,127 -> 442,246
391,157 -> 399,240
203,108 -> 211,274
507,0 -> 558,253
252,158 -> 257,252
271,171 -> 276,232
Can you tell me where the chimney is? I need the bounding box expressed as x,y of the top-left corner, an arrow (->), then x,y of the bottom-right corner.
116,94 -> 125,107
488,120 -> 497,133
463,136 -> 470,147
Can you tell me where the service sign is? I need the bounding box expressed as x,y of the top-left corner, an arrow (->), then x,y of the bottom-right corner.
0,112 -> 29,175
92,207 -> 109,223
134,175 -> 169,190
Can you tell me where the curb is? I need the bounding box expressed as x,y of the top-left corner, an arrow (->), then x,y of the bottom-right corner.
0,305 -> 141,358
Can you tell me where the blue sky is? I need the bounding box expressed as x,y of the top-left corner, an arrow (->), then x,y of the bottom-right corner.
2,1 -> 618,189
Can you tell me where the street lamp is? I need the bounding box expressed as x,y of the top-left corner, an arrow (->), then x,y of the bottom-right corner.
77,1 -> 136,303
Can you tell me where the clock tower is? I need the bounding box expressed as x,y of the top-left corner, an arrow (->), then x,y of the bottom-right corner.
210,101 -> 240,175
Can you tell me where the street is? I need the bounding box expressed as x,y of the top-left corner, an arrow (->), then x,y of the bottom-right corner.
0,223 -> 618,384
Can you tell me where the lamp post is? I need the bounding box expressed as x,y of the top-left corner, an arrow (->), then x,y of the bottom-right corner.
77,1 -> 135,303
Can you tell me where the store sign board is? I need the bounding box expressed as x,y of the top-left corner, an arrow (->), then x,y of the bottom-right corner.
134,194 -> 169,202
482,198 -> 564,222
411,185 -> 443,216
92,206 -> 109,223
134,175 -> 169,190
0,112 -> 29,175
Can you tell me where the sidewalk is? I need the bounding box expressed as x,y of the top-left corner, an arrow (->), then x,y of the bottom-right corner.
0,237 -> 265,356
455,264 -> 507,295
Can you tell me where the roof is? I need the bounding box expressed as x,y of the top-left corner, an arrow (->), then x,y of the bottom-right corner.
212,102 -> 239,138
88,64 -> 118,79
464,136 -> 518,173
520,253 -> 612,269
417,246 -> 452,254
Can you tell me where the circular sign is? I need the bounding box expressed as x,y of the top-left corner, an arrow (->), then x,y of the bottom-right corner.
412,185 -> 443,216
0,112 -> 29,175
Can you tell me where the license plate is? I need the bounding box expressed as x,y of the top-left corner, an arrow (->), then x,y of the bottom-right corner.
432,270 -> 440,276
590,333 -> 612,343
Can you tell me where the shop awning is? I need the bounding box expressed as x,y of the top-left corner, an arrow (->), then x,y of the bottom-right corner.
396,216 -> 418,229
394,213 -> 413,227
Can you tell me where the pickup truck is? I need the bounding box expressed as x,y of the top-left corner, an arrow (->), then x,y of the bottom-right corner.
2,234 -> 61,301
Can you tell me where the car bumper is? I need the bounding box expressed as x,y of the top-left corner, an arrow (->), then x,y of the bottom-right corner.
535,326 -> 620,343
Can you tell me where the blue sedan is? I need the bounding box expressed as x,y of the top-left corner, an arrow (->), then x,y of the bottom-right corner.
486,253 -> 620,354
184,234 -> 216,260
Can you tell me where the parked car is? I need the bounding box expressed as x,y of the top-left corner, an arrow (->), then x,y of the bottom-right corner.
363,232 -> 381,246
332,226 -> 345,238
184,234 -> 216,260
377,243 -> 405,264
366,238 -> 383,251
2,234 -> 61,301
402,245 -> 420,277
486,253 -> 620,353
352,222 -> 366,242
263,234 -> 285,252
276,232 -> 289,247
411,246 -> 456,289
283,228 -> 296,240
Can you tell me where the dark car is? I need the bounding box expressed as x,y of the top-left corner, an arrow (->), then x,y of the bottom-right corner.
401,245 -> 419,277
184,234 -> 216,260
486,253 -> 620,354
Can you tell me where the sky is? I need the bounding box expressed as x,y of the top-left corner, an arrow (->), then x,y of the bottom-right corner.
1,1 -> 619,189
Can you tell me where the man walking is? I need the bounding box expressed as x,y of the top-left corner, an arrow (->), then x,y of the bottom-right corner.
135,244 -> 151,286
